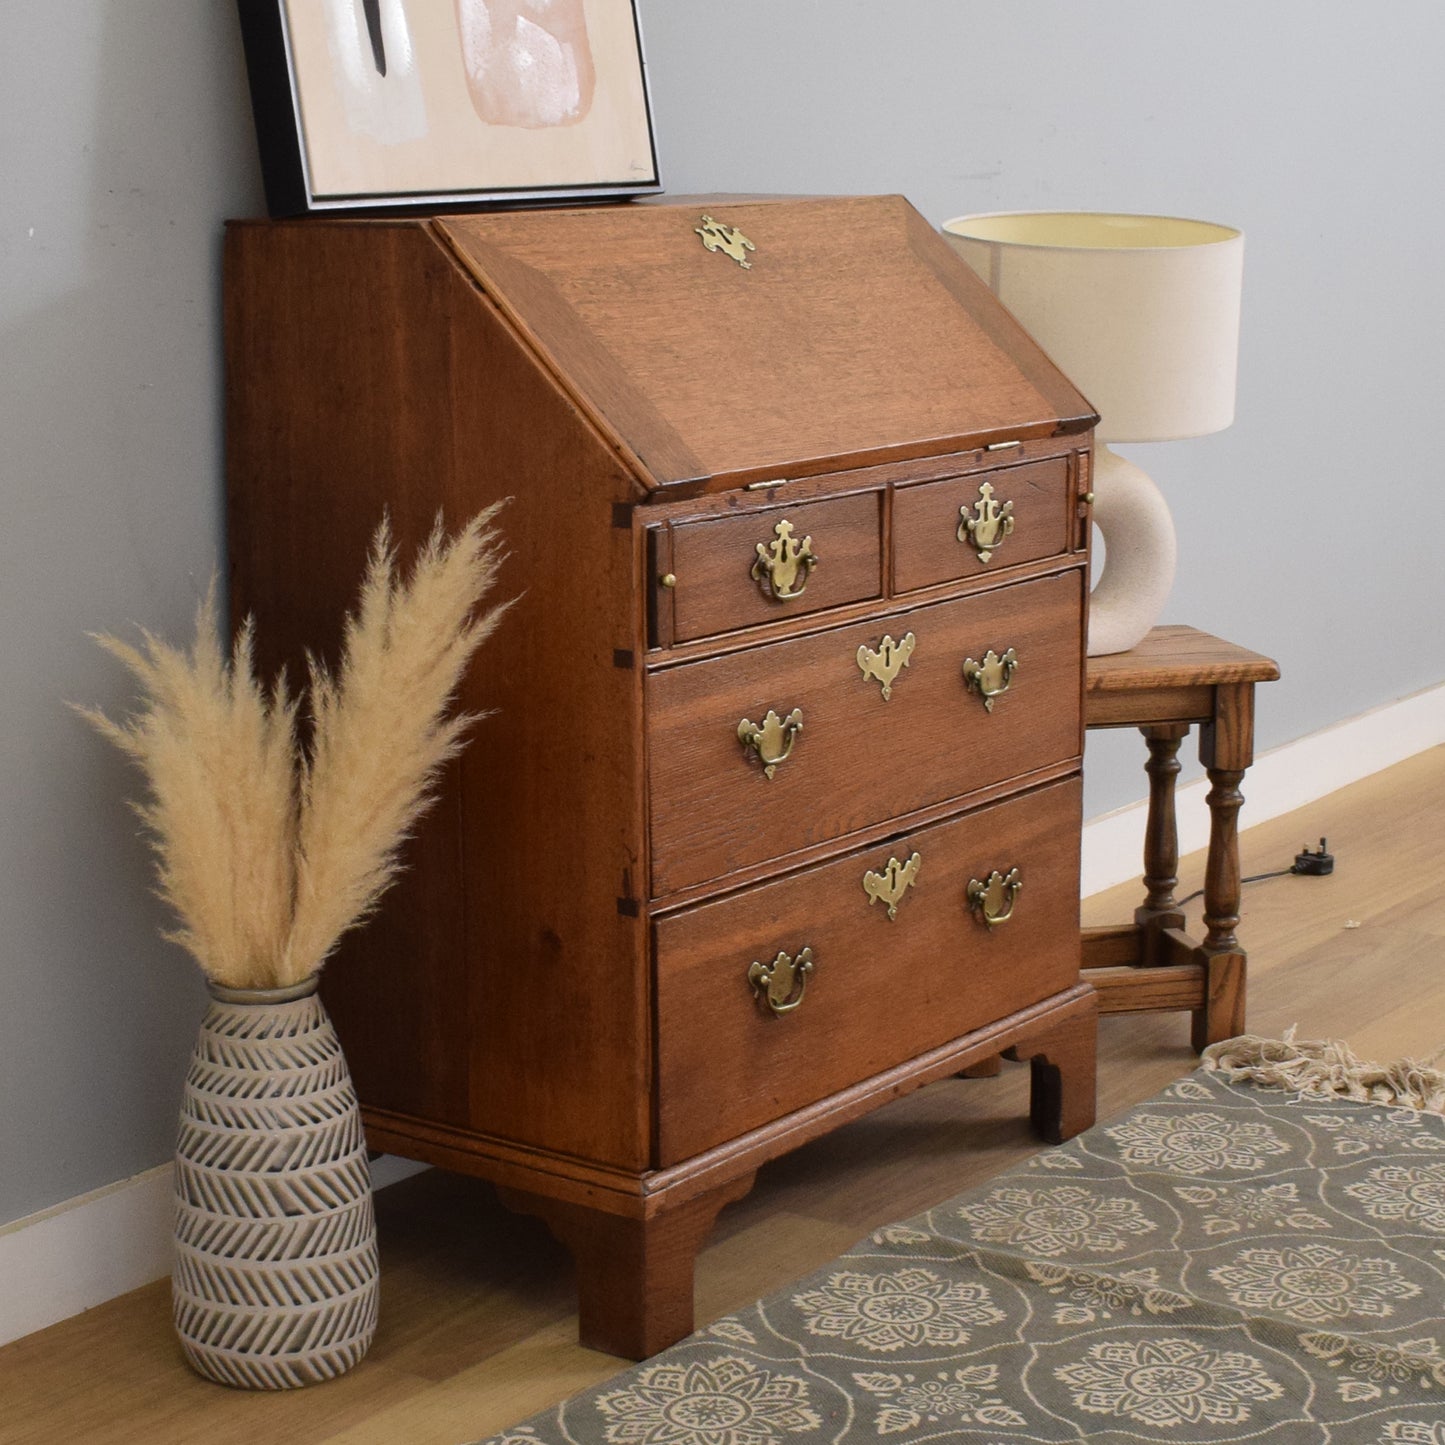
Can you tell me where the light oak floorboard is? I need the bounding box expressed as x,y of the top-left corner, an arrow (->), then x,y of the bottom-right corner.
4,746 -> 1442,1444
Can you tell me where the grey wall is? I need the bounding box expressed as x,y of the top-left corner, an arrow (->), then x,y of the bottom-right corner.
3,1 -> 1443,1227
1,4 -> 264,1224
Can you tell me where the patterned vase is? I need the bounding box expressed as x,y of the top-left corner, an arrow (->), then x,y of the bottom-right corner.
171,976 -> 379,1388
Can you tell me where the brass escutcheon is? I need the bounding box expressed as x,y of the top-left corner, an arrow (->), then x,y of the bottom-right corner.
738,707 -> 804,779
751,518 -> 817,601
857,631 -> 916,701
967,867 -> 1023,929
959,480 -> 1015,564
962,647 -> 1019,712
862,852 -> 922,920
748,947 -> 813,1015
696,213 -> 756,269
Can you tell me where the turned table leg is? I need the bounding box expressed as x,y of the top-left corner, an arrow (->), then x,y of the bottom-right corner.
497,1172 -> 756,1360
1136,723 -> 1190,955
1202,765 -> 1245,958
1194,682 -> 1255,1049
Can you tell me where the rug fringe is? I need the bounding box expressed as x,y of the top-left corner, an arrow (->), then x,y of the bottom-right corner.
1202,1027 -> 1445,1114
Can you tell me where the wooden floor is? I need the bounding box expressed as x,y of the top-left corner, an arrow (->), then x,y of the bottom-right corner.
5,746 -> 1444,1445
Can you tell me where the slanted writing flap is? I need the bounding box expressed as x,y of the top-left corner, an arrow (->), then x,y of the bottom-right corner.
436,196 -> 1094,493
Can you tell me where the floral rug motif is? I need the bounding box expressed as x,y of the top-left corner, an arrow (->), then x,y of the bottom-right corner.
476,1069 -> 1445,1443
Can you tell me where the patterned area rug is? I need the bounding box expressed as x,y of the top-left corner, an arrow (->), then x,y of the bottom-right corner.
478,1054 -> 1445,1443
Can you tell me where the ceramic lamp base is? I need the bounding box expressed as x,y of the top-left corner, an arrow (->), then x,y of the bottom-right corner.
1087,444 -> 1177,657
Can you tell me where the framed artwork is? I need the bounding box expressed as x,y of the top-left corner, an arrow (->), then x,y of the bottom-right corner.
237,0 -> 661,215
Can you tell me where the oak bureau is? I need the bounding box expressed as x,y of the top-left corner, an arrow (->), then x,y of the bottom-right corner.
224,195 -> 1100,1358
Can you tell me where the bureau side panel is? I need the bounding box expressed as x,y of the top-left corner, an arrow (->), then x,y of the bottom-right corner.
225,221 -> 651,1170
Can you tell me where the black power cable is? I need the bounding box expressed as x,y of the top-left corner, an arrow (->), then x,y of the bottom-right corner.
1173,839 -> 1334,909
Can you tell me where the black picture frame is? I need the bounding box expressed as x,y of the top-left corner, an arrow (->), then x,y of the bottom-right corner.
236,0 -> 662,216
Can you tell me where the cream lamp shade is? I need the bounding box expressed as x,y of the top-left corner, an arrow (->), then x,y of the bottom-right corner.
942,212 -> 1244,654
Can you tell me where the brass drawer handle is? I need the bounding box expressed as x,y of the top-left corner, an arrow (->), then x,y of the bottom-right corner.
748,947 -> 814,1015
962,647 -> 1019,712
751,518 -> 817,601
958,479 -> 1015,564
856,631 -> 915,701
862,852 -> 921,920
738,708 -> 803,779
967,868 -> 1023,929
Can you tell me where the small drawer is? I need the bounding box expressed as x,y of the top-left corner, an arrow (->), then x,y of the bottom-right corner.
654,776 -> 1082,1164
647,568 -> 1083,896
893,457 -> 1073,593
663,492 -> 882,644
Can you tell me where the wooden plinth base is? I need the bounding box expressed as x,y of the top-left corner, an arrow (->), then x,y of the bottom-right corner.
496,1175 -> 756,1360
365,986 -> 1097,1360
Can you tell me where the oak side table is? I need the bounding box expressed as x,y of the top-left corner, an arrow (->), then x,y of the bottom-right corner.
1082,625 -> 1280,1050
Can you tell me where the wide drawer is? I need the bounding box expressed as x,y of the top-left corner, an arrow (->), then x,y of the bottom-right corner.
663,491 -> 883,644
647,568 -> 1083,897
654,776 -> 1083,1164
893,456 -> 1073,593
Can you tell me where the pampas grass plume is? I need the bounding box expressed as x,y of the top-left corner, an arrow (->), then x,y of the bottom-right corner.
74,587 -> 299,989
77,507 -> 508,991
285,509 -> 509,984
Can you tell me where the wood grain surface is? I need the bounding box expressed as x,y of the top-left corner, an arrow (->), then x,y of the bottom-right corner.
225,219 -> 654,1170
668,489 -> 882,642
654,778 -> 1083,1162
893,455 -> 1072,592
436,196 -> 1095,492
648,569 -> 1084,895
1087,624 -> 1280,696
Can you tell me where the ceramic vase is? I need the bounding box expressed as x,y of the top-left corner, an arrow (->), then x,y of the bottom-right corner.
171,976 -> 379,1388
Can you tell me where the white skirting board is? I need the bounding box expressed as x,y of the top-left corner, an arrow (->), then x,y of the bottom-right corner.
0,1154 -> 427,1348
4,682 -> 1443,1350
0,1165 -> 174,1349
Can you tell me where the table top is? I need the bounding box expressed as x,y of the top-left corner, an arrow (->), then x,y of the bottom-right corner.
1087,624 -> 1280,694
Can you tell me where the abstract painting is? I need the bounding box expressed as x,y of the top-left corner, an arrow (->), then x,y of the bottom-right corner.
237,0 -> 660,214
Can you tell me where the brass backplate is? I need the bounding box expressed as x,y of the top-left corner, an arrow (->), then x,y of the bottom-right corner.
751,518 -> 817,601
959,480 -> 1015,564
967,867 -> 1023,929
738,707 -> 804,779
962,647 -> 1019,712
862,852 -> 922,920
856,632 -> 916,701
696,214 -> 756,269
748,947 -> 813,1015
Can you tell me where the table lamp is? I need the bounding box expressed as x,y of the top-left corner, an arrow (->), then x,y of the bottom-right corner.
941,212 -> 1244,655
